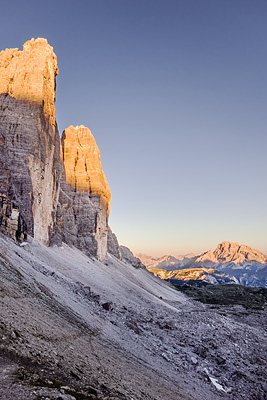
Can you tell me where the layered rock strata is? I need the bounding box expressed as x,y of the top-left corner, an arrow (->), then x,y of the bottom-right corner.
0,128 -> 27,241
0,38 -> 120,260
0,38 -> 60,245
59,125 -> 111,260
61,125 -> 111,214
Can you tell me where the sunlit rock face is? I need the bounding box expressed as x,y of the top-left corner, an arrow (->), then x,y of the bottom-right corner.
0,38 -> 61,244
196,241 -> 267,265
62,125 -> 111,213
0,38 -> 115,260
59,126 -> 112,260
193,242 -> 267,287
0,38 -> 58,127
148,267 -> 238,285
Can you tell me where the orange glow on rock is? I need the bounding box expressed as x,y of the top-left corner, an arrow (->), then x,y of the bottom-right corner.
62,125 -> 111,214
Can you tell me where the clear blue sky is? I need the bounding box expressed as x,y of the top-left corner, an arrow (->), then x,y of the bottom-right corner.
1,0 -> 266,256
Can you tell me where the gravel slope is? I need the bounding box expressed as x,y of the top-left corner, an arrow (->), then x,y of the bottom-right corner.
0,234 -> 266,400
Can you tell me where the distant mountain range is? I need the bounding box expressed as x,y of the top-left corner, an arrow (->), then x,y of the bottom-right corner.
136,253 -> 196,270
137,242 -> 267,288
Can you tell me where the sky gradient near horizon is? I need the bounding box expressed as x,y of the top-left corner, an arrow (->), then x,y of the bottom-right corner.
0,0 -> 266,256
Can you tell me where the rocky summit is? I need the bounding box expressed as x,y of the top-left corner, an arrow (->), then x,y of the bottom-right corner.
61,125 -> 111,213
0,38 -> 119,260
0,38 -> 58,126
140,242 -> 267,287
194,242 -> 267,287
196,241 -> 267,265
59,125 -> 112,260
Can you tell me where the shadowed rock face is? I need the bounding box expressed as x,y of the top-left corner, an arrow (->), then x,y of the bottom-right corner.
0,38 -> 120,260
0,39 -> 60,244
107,227 -> 121,259
58,185 -> 109,261
120,246 -> 146,269
0,127 -> 27,241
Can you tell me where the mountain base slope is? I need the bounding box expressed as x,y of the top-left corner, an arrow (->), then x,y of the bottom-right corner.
0,234 -> 266,399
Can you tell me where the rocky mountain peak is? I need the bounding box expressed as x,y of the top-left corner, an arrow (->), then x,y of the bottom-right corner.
0,37 -> 58,127
216,241 -> 243,253
139,244 -> 267,287
0,38 -> 120,261
212,241 -> 267,264
22,37 -> 51,51
61,125 -> 111,215
196,241 -> 267,265
137,253 -> 196,269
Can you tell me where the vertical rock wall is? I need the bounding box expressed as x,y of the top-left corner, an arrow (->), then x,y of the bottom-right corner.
0,38 -> 120,260
107,227 -> 121,260
0,38 -> 60,245
0,127 -> 27,241
60,126 -> 111,260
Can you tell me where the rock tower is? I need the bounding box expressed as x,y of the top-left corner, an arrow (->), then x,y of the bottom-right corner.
0,38 -> 120,260
59,125 -> 111,260
0,38 -> 60,244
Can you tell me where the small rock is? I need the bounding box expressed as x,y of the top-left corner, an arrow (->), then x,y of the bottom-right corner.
161,352 -> 172,361
19,241 -> 28,247
83,286 -> 91,295
126,321 -> 142,335
102,302 -> 113,311
57,395 -> 76,400
91,293 -> 100,302
191,356 -> 198,364
11,330 -> 18,339
61,386 -> 71,391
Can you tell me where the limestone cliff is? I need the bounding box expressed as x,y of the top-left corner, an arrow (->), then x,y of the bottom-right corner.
62,125 -> 111,214
59,125 -> 111,260
0,38 -> 60,244
0,38 -> 58,127
107,227 -> 121,259
120,246 -> 146,269
0,38 -> 120,260
0,128 -> 27,241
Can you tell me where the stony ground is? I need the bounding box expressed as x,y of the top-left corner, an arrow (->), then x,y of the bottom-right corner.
174,283 -> 267,308
0,234 -> 266,400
